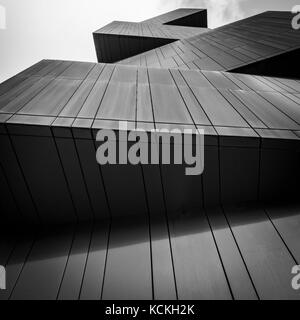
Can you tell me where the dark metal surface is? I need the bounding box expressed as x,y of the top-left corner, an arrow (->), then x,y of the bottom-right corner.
0,8 -> 300,300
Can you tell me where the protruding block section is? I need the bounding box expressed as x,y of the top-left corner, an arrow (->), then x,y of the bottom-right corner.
93,9 -> 209,63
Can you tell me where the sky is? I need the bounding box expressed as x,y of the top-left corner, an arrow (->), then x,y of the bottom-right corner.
0,0 -> 299,83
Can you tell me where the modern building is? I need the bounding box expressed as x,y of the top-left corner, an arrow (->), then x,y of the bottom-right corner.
0,8 -> 300,300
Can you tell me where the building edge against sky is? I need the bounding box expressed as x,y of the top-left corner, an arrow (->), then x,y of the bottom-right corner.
0,8 -> 299,226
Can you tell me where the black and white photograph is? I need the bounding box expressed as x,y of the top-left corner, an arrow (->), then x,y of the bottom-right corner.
0,0 -> 300,309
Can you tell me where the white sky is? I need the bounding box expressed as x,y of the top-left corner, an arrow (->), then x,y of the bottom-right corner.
0,0 -> 298,83
0,0 -> 171,82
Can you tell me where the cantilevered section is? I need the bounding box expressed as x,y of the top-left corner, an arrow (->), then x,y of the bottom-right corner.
1,9 -> 300,226
93,21 -> 209,63
119,11 -> 300,77
143,8 -> 208,27
93,8 -> 209,63
0,59 -> 300,226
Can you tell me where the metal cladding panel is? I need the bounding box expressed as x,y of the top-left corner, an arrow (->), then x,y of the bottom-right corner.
136,69 -> 154,123
219,146 -> 260,204
202,71 -> 241,90
179,68 -> 214,88
53,133 -> 95,222
206,207 -> 258,300
0,164 -> 22,225
93,122 -> 149,218
231,73 -> 275,91
150,84 -> 194,124
173,85 -> 211,126
202,143 -> 220,207
190,87 -> 249,127
168,209 -> 232,300
73,138 -> 110,220
18,78 -> 82,117
10,229 -> 74,300
232,90 -> 300,130
0,77 -> 55,114
97,82 -> 136,121
224,204 -> 300,300
78,223 -> 109,300
219,90 -> 267,129
58,62 -> 96,80
0,133 -> 39,225
0,77 -> 40,108
77,65 -> 115,119
59,80 -> 100,118
259,91 -> 300,125
102,216 -> 152,300
148,68 -> 194,124
6,126 -> 77,225
100,163 -> 149,218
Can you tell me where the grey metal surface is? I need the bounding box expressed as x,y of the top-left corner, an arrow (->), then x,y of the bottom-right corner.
1,203 -> 298,300
0,59 -> 300,222
118,11 -> 300,78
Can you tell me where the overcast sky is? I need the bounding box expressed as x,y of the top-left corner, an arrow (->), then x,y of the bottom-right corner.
0,0 -> 298,83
